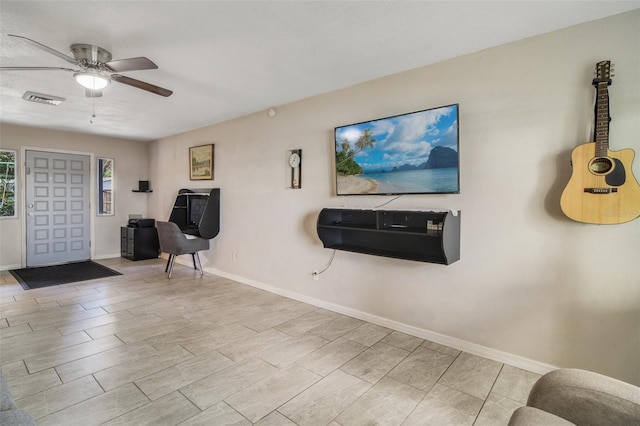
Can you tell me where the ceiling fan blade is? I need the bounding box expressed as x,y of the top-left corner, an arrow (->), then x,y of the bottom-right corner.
0,66 -> 76,72
8,34 -> 79,65
104,57 -> 158,72
110,74 -> 173,97
85,89 -> 103,98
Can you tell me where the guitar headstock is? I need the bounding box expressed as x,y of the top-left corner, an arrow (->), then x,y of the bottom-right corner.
593,60 -> 614,86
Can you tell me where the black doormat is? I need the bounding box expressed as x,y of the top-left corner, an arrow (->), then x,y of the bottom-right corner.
9,261 -> 122,290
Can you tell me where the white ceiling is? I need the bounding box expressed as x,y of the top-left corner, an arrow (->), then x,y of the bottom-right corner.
1,1 -> 638,142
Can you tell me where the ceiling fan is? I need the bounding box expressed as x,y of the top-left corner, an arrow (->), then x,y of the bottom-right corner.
0,34 -> 173,97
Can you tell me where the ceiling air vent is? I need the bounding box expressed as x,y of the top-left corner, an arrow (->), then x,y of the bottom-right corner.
22,91 -> 65,106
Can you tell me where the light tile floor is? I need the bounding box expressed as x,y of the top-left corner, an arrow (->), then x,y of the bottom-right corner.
0,258 -> 540,425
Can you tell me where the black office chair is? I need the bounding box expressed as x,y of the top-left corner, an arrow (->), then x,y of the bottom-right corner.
156,221 -> 210,278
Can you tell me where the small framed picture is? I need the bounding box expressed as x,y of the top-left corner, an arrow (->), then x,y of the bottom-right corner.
189,144 -> 214,180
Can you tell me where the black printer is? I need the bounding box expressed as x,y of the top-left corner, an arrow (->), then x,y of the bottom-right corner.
127,218 -> 155,228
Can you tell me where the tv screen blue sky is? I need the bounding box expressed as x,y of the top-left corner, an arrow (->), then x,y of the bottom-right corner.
335,104 -> 458,173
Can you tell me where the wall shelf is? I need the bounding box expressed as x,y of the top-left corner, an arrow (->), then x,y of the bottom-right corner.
317,208 -> 460,265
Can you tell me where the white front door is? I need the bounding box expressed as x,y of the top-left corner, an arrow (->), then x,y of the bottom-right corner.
25,150 -> 91,267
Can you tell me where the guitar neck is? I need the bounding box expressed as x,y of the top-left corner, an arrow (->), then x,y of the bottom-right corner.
594,81 -> 610,156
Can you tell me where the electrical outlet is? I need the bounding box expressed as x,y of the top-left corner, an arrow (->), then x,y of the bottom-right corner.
232,252 -> 238,262
312,270 -> 319,281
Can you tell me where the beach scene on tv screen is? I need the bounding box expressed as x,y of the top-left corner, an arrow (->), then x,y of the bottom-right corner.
335,104 -> 459,195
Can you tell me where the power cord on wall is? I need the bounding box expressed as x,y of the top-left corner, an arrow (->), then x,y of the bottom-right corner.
312,249 -> 336,278
373,194 -> 402,209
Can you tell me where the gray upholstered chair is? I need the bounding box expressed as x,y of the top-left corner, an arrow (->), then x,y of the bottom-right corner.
156,221 -> 210,278
508,368 -> 640,426
1,372 -> 35,425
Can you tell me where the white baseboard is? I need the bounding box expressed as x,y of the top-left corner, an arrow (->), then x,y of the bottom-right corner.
0,263 -> 22,272
93,253 -> 122,260
205,266 -> 557,376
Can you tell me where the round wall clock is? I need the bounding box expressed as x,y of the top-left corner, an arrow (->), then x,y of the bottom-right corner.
289,152 -> 300,168
288,149 -> 302,189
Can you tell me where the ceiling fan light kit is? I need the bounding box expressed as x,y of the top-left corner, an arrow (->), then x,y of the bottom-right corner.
1,34 -> 172,97
74,72 -> 110,90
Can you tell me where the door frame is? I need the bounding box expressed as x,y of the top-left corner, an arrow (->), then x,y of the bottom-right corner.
20,146 -> 96,268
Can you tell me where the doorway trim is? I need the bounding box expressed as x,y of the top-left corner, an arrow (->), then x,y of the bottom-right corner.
20,146 -> 96,268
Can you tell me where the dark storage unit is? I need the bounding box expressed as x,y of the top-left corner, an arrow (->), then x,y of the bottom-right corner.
316,208 -> 460,265
120,227 -> 160,260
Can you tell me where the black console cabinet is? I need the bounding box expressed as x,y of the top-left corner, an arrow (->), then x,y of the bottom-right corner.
317,208 -> 460,265
120,227 -> 160,261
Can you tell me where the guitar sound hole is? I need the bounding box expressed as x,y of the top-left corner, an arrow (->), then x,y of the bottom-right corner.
589,157 -> 613,174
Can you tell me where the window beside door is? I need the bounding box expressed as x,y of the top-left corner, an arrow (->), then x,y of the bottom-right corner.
0,150 -> 16,218
97,157 -> 114,216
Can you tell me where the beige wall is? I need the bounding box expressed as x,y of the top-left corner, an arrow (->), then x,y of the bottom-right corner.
0,11 -> 636,385
148,11 -> 640,384
0,124 -> 149,267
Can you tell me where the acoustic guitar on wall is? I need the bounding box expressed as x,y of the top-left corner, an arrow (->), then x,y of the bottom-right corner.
560,60 -> 640,224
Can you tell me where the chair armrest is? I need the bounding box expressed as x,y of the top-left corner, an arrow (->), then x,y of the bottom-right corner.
527,369 -> 640,426
508,406 -> 576,426
1,373 -> 16,411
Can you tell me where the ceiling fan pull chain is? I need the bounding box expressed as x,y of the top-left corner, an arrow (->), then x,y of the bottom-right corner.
90,91 -> 96,124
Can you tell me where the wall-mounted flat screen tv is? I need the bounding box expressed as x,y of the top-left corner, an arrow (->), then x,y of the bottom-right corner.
334,103 -> 459,196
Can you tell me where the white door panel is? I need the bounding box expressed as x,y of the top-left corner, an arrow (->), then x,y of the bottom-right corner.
26,151 -> 91,266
